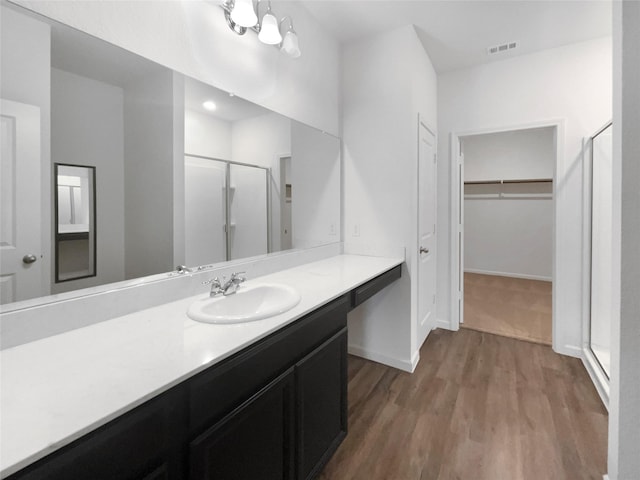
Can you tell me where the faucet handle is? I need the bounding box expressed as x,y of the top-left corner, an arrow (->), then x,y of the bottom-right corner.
202,277 -> 221,286
231,272 -> 246,283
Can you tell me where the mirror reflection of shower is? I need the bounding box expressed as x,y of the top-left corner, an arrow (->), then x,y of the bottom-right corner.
184,155 -> 268,267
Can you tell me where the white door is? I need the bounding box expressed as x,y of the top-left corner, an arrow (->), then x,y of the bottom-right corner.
184,155 -> 227,266
417,121 -> 437,348
0,99 -> 43,304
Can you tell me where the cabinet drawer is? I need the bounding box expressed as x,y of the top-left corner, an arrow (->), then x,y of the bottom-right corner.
351,265 -> 402,309
188,294 -> 349,435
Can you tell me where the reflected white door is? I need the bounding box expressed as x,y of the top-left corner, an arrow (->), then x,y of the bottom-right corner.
0,99 -> 43,304
184,156 -> 227,266
417,121 -> 437,348
230,164 -> 268,260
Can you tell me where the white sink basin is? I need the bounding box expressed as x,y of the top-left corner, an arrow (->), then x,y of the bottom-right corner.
187,283 -> 301,324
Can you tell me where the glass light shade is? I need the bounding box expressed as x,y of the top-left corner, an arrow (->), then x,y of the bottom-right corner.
258,12 -> 282,45
230,0 -> 257,28
281,30 -> 301,58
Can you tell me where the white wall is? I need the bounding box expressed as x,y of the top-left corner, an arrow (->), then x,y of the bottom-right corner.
13,0 -> 340,137
608,2 -> 640,478
124,70 -> 180,279
463,128 -> 554,280
184,109 -> 232,160
50,68 -> 125,292
290,122 -> 341,249
463,128 -> 555,181
343,25 -> 437,371
0,6 -> 51,296
232,113 -> 291,251
438,37 -> 612,356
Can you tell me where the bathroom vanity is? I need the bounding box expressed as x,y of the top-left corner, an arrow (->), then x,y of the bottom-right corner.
1,255 -> 402,480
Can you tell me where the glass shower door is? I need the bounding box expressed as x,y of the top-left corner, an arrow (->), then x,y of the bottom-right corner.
590,122 -> 613,378
229,164 -> 269,260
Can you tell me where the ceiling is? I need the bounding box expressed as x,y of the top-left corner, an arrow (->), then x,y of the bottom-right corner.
50,22 -> 165,88
297,0 -> 612,73
184,77 -> 272,122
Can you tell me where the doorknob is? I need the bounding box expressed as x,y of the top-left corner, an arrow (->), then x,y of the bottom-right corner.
22,254 -> 37,264
420,247 -> 429,254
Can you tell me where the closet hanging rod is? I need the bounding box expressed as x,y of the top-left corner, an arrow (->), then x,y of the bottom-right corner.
464,178 -> 553,185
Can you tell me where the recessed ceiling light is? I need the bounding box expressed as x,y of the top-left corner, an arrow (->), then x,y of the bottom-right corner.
203,101 -> 217,111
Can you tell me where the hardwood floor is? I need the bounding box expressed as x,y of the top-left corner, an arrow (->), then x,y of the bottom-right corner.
463,273 -> 552,345
319,329 -> 608,480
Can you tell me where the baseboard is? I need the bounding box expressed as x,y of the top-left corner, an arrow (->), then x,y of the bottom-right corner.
553,343 -> 582,358
348,344 -> 416,373
583,348 -> 610,411
464,268 -> 552,282
435,317 -> 457,331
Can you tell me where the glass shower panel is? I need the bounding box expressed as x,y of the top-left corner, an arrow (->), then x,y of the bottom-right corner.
590,123 -> 613,378
229,164 -> 268,260
184,155 -> 227,267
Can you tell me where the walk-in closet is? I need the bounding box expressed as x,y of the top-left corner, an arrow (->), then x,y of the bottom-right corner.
461,127 -> 555,344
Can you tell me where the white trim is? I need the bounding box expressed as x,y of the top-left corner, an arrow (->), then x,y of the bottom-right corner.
581,136 -> 594,365
554,343 -> 582,358
449,133 -> 463,330
582,347 -> 610,410
348,344 -> 418,373
436,317 -> 457,331
450,119 -> 565,355
603,474 -> 610,480
464,269 -> 552,282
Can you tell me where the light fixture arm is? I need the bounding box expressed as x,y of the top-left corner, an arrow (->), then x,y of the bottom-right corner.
279,15 -> 295,35
254,0 -> 272,32
222,0 -> 248,35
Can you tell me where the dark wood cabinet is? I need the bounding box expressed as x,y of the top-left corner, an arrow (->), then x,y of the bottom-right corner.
8,265 -> 401,480
189,369 -> 295,480
187,297 -> 349,480
9,387 -> 185,480
295,328 -> 348,480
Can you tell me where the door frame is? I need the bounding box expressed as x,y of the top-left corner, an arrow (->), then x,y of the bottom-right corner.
449,119 -> 564,353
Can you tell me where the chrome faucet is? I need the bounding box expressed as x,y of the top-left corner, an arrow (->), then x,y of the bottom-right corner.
203,272 -> 246,297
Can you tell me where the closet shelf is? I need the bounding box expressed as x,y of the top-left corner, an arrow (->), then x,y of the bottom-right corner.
464,178 -> 553,185
464,177 -> 553,200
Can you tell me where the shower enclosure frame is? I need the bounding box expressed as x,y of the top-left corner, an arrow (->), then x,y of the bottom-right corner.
184,153 -> 271,262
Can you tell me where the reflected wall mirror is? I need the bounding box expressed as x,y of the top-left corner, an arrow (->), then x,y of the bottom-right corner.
0,1 -> 341,310
54,164 -> 96,282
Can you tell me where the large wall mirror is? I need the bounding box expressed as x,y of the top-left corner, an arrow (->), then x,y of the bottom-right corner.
0,1 -> 341,310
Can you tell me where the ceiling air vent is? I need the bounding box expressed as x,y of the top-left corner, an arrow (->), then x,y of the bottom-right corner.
487,41 -> 518,56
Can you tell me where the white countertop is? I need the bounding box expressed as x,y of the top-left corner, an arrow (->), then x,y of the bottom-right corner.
0,254 -> 402,478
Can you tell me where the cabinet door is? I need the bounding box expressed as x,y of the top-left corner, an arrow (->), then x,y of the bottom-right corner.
189,368 -> 295,480
9,388 -> 184,480
295,328 -> 348,480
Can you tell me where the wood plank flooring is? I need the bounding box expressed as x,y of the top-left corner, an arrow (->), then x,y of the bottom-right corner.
319,329 -> 608,480
463,273 -> 552,345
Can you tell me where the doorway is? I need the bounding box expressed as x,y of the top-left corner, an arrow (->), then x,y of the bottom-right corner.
452,125 -> 558,345
280,156 -> 293,251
